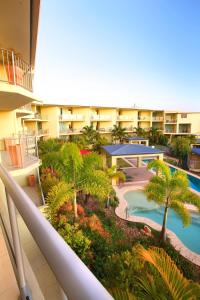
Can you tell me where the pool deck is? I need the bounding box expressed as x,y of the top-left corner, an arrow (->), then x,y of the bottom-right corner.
114,180 -> 200,267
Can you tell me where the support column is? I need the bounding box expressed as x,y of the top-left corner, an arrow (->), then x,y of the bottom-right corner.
146,140 -> 149,146
137,156 -> 142,168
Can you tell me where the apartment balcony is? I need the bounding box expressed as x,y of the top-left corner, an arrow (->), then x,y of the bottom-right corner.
0,136 -> 39,172
152,116 -> 164,122
0,49 -> 40,110
91,115 -> 112,121
165,119 -> 177,123
23,113 -> 49,122
59,114 -> 85,121
117,115 -> 135,121
97,127 -> 113,133
16,103 -> 33,116
0,164 -> 113,300
0,48 -> 33,92
59,128 -> 81,135
138,116 -> 151,121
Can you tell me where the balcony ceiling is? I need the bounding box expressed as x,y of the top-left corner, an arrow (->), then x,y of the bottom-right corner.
0,85 -> 41,110
0,0 -> 40,66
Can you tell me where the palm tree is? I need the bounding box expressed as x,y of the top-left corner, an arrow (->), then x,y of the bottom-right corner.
148,127 -> 160,145
61,143 -> 112,219
171,136 -> 193,169
111,125 -> 127,143
134,126 -> 146,137
81,125 -> 99,146
145,160 -> 200,242
136,245 -> 200,300
105,166 -> 126,206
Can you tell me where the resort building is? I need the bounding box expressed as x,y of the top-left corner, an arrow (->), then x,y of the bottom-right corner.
34,104 -> 200,139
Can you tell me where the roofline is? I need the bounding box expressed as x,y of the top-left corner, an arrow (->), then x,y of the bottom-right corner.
42,103 -> 163,111
30,0 -> 41,67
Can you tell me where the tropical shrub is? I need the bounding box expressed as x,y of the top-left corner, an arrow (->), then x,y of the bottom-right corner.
136,245 -> 200,300
58,223 -> 91,262
38,138 -> 63,156
40,168 -> 60,197
45,182 -> 74,225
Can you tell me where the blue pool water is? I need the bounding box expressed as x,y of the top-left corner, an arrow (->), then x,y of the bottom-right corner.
125,190 -> 200,254
143,159 -> 200,193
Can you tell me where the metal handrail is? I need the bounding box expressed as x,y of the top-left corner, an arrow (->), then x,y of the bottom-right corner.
0,48 -> 33,91
0,164 -> 113,300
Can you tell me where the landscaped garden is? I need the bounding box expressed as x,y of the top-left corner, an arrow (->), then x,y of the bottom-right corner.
38,137 -> 200,299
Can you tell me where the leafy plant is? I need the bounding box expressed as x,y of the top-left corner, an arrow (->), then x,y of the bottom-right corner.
111,125 -> 127,143
58,223 -> 91,261
136,245 -> 200,300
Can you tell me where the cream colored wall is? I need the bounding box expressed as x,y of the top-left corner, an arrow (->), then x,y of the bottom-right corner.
72,107 -> 91,128
0,111 -> 17,138
23,121 -> 37,134
118,109 -> 138,128
40,106 -> 59,138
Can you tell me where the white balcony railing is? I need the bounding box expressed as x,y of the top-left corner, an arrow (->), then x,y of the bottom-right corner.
0,136 -> 38,170
152,117 -> 164,122
0,164 -> 113,300
165,119 -> 177,123
59,114 -> 85,121
0,48 -> 33,91
91,115 -> 112,121
138,116 -> 151,121
117,115 -> 135,121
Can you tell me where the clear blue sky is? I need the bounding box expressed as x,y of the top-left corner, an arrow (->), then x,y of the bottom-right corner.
34,0 -> 200,111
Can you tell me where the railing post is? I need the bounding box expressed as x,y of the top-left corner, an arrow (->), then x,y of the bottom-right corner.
6,189 -> 32,300
11,51 -> 16,85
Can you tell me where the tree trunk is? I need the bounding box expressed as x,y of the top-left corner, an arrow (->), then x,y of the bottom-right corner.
106,195 -> 110,208
160,204 -> 169,242
74,192 -> 78,221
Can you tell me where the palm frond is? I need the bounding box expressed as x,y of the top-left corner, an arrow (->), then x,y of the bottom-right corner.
45,182 -> 74,221
171,200 -> 191,227
147,160 -> 171,181
136,245 -> 200,300
109,288 -> 136,300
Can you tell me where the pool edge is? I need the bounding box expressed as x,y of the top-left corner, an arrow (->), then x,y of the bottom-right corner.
114,184 -> 200,267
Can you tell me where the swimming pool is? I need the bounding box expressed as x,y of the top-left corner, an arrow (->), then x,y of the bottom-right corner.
125,190 -> 200,254
143,159 -> 200,193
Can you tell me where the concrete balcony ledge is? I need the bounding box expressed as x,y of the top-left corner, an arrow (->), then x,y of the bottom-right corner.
59,114 -> 85,121
91,115 -> 112,121
117,116 -> 135,121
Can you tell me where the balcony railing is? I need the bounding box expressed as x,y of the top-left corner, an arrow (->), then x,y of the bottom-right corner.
0,164 -> 113,300
0,48 -> 33,91
23,113 -> 49,121
0,136 -> 38,170
117,115 -> 135,121
59,114 -> 85,121
138,116 -> 151,121
189,160 -> 200,171
97,127 -> 113,132
91,115 -> 112,121
165,119 -> 177,123
152,117 -> 164,122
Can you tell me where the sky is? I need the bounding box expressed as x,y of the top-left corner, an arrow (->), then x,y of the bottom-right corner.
34,0 -> 200,111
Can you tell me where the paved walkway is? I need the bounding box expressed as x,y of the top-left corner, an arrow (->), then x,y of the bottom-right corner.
114,183 -> 200,267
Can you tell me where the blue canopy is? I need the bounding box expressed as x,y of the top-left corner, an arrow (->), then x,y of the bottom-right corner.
102,144 -> 163,156
192,147 -> 200,156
